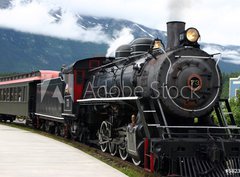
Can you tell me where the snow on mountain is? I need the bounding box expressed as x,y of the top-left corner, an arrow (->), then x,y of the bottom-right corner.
133,24 -> 154,38
202,44 -> 240,64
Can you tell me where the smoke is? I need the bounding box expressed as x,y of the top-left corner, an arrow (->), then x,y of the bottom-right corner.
106,28 -> 134,57
0,0 -> 111,44
167,0 -> 192,21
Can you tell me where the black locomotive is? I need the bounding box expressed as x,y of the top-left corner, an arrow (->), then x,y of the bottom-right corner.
0,21 -> 240,177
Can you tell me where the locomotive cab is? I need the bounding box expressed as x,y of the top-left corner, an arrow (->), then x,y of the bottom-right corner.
61,57 -> 105,116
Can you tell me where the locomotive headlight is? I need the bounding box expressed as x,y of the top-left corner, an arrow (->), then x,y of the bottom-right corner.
153,40 -> 161,49
186,28 -> 200,43
152,38 -> 164,50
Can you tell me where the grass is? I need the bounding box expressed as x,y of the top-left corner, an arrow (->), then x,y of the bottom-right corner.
0,122 -> 157,177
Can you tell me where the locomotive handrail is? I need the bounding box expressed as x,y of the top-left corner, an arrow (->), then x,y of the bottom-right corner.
89,57 -> 129,72
77,96 -> 139,103
35,113 -> 64,120
175,55 -> 213,59
89,52 -> 149,72
175,53 -> 221,59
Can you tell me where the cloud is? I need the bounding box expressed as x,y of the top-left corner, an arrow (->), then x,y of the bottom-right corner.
0,0 -> 111,44
106,28 -> 134,57
0,0 -> 240,46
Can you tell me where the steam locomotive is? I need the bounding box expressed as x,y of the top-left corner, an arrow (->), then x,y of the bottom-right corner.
0,21 -> 240,177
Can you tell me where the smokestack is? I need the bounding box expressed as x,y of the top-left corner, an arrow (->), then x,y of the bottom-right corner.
167,21 -> 185,50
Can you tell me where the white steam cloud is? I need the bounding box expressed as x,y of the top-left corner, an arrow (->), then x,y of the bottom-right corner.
167,0 -> 192,21
106,28 -> 134,57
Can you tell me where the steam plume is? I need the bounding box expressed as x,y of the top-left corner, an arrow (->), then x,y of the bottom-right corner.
167,0 -> 192,21
106,28 -> 134,57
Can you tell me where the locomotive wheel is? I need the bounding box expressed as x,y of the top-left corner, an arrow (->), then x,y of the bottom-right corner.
132,158 -> 141,166
45,121 -> 53,133
108,142 -> 118,156
118,142 -> 128,161
16,116 -> 25,122
100,142 -> 108,152
78,127 -> 90,143
54,124 -> 59,136
59,124 -> 65,137
99,121 -> 110,152
45,121 -> 49,132
40,120 -> 45,131
70,121 -> 79,140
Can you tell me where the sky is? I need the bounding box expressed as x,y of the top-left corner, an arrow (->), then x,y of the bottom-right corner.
0,0 -> 239,46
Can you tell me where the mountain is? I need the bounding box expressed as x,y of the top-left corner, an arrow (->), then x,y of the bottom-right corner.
0,15 -> 168,73
78,16 -> 167,43
218,61 -> 240,73
0,27 -> 107,72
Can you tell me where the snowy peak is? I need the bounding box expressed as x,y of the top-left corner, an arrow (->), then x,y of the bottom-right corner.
202,43 -> 240,64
